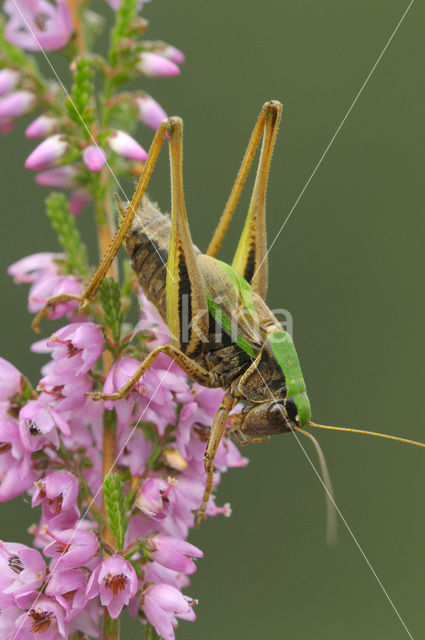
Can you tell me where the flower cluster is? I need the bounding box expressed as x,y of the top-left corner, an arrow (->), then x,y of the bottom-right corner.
1,266 -> 247,639
0,0 -> 184,213
0,1 -> 250,638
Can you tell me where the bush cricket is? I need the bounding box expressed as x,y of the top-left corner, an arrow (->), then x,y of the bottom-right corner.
33,100 -> 425,531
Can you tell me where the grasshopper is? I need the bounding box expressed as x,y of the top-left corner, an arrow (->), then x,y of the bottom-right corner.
33,100 -> 425,529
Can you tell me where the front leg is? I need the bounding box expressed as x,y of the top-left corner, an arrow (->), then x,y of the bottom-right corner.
194,390 -> 236,528
88,343 -> 215,401
32,293 -> 84,332
32,121 -> 169,333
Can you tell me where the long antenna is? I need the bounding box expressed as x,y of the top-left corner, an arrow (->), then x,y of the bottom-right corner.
295,427 -> 337,545
308,422 -> 425,449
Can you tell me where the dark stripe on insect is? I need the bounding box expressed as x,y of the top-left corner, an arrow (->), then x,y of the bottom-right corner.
285,397 -> 298,421
243,243 -> 257,284
177,249 -> 193,352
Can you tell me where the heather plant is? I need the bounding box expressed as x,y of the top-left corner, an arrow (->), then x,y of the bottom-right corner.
0,1 -> 248,638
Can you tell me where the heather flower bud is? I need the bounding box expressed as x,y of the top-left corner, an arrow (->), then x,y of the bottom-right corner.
25,115 -> 57,138
35,166 -> 79,188
70,188 -> 91,215
0,91 -> 35,122
107,130 -> 147,162
83,145 -> 106,172
158,44 -> 185,64
135,94 -> 168,131
25,134 -> 69,171
86,556 -> 138,619
0,120 -> 14,133
136,477 -> 177,521
137,52 -> 180,77
149,534 -> 203,575
0,69 -> 20,96
164,448 -> 187,471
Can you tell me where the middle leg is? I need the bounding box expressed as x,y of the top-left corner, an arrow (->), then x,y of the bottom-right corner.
194,390 -> 237,528
89,343 -> 215,401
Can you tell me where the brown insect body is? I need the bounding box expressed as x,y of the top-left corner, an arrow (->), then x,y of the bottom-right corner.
125,196 -> 259,393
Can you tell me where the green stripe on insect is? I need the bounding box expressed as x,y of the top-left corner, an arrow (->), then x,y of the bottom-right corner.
206,291 -> 256,358
268,331 -> 306,397
217,260 -> 257,319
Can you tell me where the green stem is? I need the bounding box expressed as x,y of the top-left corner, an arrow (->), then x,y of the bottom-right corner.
102,612 -> 120,640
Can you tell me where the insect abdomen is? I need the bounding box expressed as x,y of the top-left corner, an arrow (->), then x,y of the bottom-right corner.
125,197 -> 171,321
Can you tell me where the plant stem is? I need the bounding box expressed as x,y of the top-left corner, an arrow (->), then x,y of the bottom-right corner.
68,2 -> 119,637
67,0 -> 86,54
102,611 -> 120,640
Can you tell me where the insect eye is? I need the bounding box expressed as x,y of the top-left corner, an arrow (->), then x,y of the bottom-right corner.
268,403 -> 286,424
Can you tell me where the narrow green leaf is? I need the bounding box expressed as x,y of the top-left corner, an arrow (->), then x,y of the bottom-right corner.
98,277 -> 124,343
103,473 -> 127,550
68,57 -> 96,134
46,193 -> 88,277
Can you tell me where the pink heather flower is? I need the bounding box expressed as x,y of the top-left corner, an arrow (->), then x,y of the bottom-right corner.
15,596 -> 67,639
0,357 -> 22,401
25,114 -> 57,138
0,90 -> 35,122
149,534 -> 203,575
117,427 -> 152,477
66,599 -> 101,637
35,166 -> 79,188
43,528 -> 99,570
32,470 -> 80,522
25,134 -> 69,170
107,130 -> 147,162
45,568 -> 88,613
0,69 -> 20,96
0,605 -> 24,638
103,357 -> 148,423
69,188 -> 91,215
83,145 -> 106,172
142,583 -> 196,640
19,399 -> 71,451
135,94 -> 167,131
0,119 -> 14,133
28,274 -> 83,318
137,292 -> 171,349
8,252 -> 62,284
0,419 -> 37,501
136,477 -> 177,522
35,365 -> 93,412
137,52 -> 180,77
4,0 -> 74,51
86,556 -> 138,619
158,44 -> 185,65
46,322 -> 104,376
0,542 -> 46,607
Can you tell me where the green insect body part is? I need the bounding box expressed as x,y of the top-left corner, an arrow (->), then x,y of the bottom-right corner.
267,331 -> 311,427
201,256 -> 311,429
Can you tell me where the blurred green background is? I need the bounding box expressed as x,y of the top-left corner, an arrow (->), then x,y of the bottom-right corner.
1,0 -> 424,638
